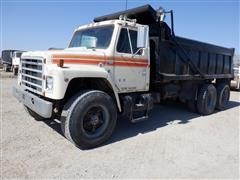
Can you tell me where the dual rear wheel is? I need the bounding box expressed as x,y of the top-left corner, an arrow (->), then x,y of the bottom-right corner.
188,83 -> 230,115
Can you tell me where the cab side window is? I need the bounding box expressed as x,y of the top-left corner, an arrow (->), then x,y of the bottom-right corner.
129,30 -> 138,54
117,28 -> 141,55
117,29 -> 131,53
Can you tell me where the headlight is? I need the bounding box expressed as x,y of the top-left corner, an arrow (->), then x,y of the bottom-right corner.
46,76 -> 54,91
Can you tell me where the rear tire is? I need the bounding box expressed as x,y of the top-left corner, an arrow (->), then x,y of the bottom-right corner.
216,83 -> 230,110
197,84 -> 217,115
61,90 -> 117,149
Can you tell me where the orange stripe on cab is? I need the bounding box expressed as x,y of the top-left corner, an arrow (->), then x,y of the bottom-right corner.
52,54 -> 149,67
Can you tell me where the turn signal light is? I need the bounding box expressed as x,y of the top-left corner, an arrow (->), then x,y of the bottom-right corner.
57,59 -> 64,67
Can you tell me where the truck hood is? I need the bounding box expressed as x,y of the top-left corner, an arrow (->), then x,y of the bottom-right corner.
21,48 -> 107,64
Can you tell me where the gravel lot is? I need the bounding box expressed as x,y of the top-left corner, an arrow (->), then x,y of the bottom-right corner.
1,70 -> 239,179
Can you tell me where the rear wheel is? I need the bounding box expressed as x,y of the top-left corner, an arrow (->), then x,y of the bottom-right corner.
216,83 -> 230,110
197,84 -> 217,115
61,90 -> 117,149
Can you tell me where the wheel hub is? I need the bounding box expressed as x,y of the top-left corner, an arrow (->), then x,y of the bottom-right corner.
90,114 -> 100,126
83,107 -> 105,134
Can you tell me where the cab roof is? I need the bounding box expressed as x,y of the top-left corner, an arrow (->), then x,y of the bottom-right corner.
75,19 -> 144,32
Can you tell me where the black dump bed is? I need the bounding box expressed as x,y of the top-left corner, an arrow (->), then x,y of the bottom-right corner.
149,22 -> 234,81
95,4 -> 234,81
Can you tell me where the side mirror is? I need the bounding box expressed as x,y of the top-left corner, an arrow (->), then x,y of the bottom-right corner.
137,26 -> 148,49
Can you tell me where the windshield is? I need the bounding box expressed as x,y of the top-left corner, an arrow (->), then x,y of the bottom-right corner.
69,25 -> 114,49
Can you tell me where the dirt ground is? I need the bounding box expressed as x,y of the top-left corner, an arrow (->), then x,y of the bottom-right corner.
1,70 -> 239,179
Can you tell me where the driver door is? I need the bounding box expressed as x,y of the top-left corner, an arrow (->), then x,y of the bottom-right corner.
113,27 -> 149,92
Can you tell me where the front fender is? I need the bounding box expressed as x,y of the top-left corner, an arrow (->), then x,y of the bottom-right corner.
44,65 -> 122,111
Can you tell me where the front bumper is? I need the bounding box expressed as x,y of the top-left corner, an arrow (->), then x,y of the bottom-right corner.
12,86 -> 53,118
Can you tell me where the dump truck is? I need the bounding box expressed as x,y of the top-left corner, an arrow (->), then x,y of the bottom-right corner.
1,50 -> 25,74
12,51 -> 26,75
231,66 -> 240,90
13,5 -> 234,149
1,50 -> 17,72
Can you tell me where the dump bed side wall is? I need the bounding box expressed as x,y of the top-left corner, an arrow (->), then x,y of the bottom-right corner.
158,38 -> 234,76
150,37 -> 234,82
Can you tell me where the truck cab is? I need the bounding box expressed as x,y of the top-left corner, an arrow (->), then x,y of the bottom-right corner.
67,19 -> 150,93
15,19 -> 149,106
12,51 -> 25,75
231,66 -> 240,90
13,18 -> 152,149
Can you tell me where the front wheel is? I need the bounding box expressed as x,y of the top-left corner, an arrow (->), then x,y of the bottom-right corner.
61,90 -> 117,149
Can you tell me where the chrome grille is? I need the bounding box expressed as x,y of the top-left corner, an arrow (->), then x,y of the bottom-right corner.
21,58 -> 43,94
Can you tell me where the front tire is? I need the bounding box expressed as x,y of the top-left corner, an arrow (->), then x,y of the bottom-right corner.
61,90 -> 117,149
197,84 -> 217,115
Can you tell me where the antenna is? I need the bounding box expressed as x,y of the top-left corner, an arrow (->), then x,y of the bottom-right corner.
125,0 -> 128,10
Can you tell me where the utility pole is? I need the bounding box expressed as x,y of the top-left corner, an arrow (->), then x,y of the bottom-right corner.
125,0 -> 128,10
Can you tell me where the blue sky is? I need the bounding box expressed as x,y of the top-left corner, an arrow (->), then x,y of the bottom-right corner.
1,0 -> 239,54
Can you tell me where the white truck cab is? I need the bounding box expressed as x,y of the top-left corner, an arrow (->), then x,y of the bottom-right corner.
231,66 -> 240,90
13,18 -> 151,149
12,51 -> 25,75
16,19 -> 149,106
